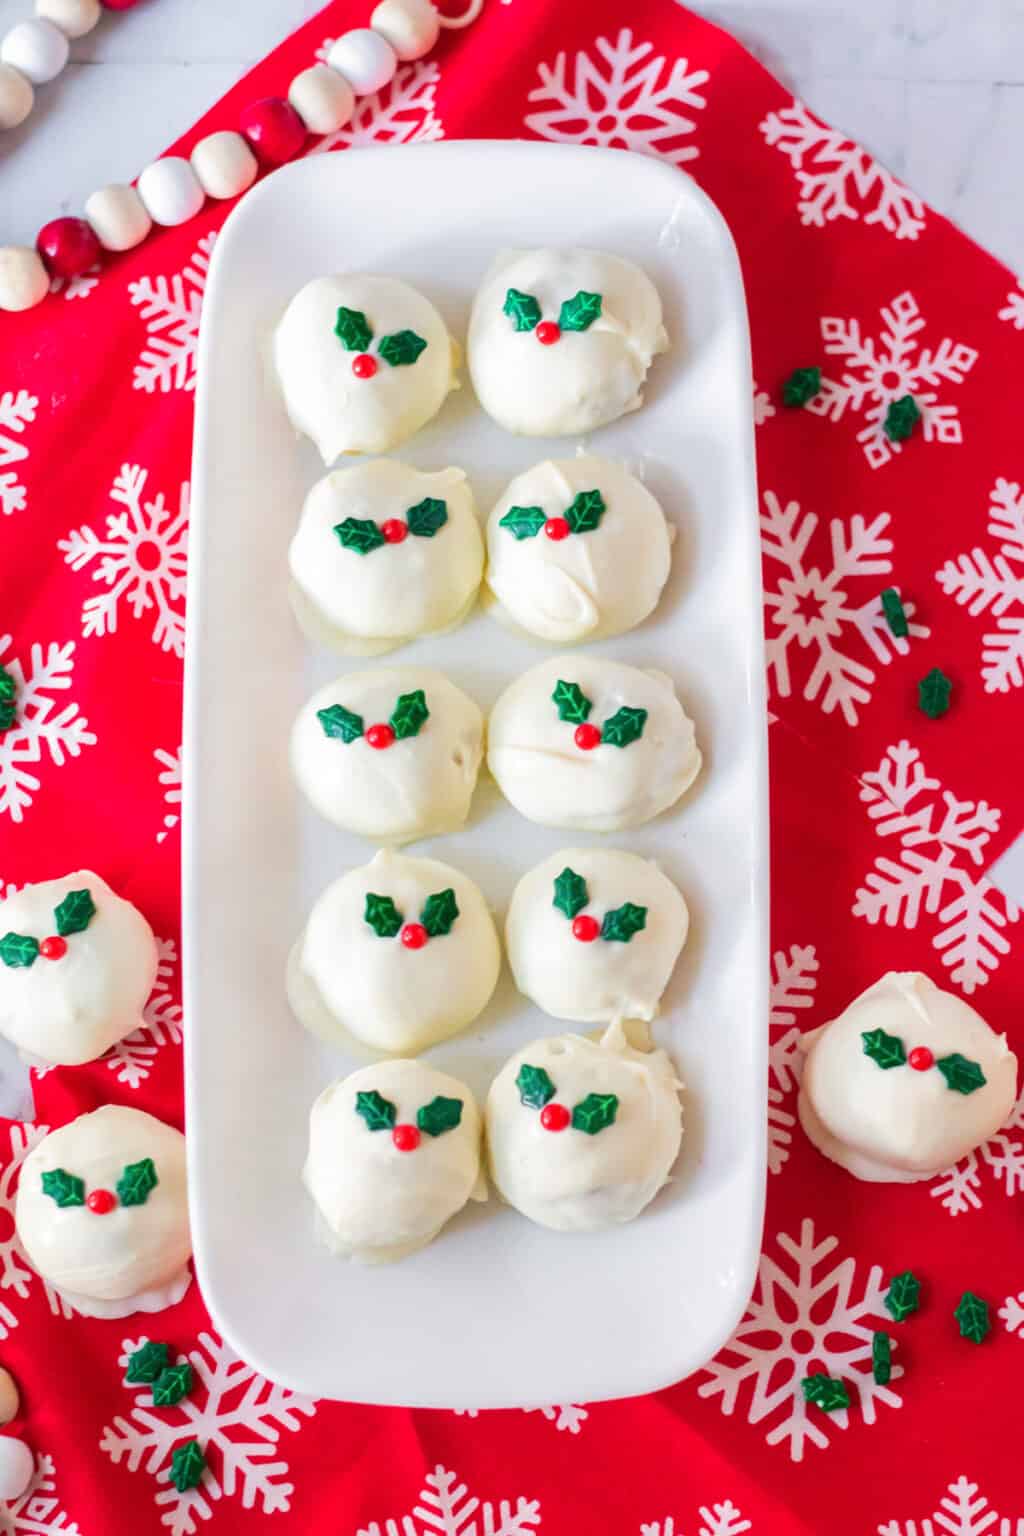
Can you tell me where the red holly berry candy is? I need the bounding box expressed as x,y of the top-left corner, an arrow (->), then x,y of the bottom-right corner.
366,723 -> 395,750
352,353 -> 378,379
540,1103 -> 570,1132
401,922 -> 428,950
574,723 -> 601,751
86,1189 -> 117,1214
392,1123 -> 421,1152
36,217 -> 101,279
38,936 -> 67,961
908,1046 -> 934,1072
239,97 -> 307,166
381,519 -> 407,544
544,517 -> 570,541
536,321 -> 561,346
571,914 -> 600,943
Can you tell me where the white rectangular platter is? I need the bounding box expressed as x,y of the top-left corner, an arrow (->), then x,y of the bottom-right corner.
186,140 -> 767,1408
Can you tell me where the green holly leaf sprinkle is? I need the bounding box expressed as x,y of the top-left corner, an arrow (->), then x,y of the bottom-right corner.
880,587 -> 910,638
861,1027 -> 907,1070
117,1158 -> 158,1207
801,1374 -> 850,1412
601,707 -> 647,748
883,394 -> 921,443
126,1341 -> 170,1383
515,1063 -> 556,1110
405,498 -> 447,538
355,1090 -> 397,1131
503,288 -> 542,332
0,702 -> 14,733
317,704 -> 364,743
885,1270 -> 921,1322
783,366 -> 822,407
0,932 -> 39,968
388,690 -> 429,740
499,505 -> 546,541
417,1096 -> 463,1137
918,667 -> 952,719
152,1362 -> 193,1407
935,1053 -> 986,1095
871,1331 -> 892,1385
551,680 -> 592,724
571,1092 -> 618,1135
954,1290 -> 991,1343
379,330 -> 427,367
421,888 -> 458,938
334,306 -> 373,352
170,1440 -> 206,1493
41,1168 -> 85,1207
364,893 -> 403,938
54,887 -> 96,937
600,903 -> 648,943
558,290 -> 602,332
0,667 -> 15,702
564,489 -> 606,535
334,517 -> 386,556
552,867 -> 589,921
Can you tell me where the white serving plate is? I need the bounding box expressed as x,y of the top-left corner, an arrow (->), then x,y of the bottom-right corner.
186,141 -> 767,1408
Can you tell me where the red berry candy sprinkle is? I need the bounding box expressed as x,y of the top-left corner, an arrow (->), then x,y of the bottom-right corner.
86,1189 -> 117,1214
352,353 -> 378,379
535,321 -> 561,346
366,723 -> 395,750
239,96 -> 307,166
401,922 -> 428,950
574,723 -> 601,751
544,517 -> 570,541
392,1124 -> 421,1152
572,915 -> 600,943
908,1046 -> 934,1072
382,519 -> 407,544
36,217 -> 101,279
540,1103 -> 571,1132
38,936 -> 67,961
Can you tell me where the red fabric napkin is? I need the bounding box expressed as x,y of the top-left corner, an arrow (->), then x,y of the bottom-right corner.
2,1 -> 1023,1531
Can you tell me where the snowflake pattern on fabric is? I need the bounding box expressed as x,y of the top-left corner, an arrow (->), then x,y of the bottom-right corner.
854,740 -> 1021,993
0,1451 -> 81,1536
0,634 -> 96,824
454,1403 -> 589,1435
753,383 -> 776,426
935,477 -> 1024,695
998,283 -> 1024,331
877,1474 -> 1024,1536
357,1464 -> 541,1536
0,390 -> 37,519
930,1085 -> 1024,1217
50,268 -> 100,303
760,98 -> 925,241
0,1123 -> 76,1339
59,463 -> 189,657
999,1291 -> 1024,1338
100,1332 -> 316,1536
309,57 -> 443,153
525,28 -> 708,166
761,491 -> 929,725
697,1216 -> 902,1461
102,937 -> 183,1089
155,745 -> 182,844
640,1504 -> 751,1536
807,291 -> 977,469
128,233 -> 215,394
768,944 -> 818,1175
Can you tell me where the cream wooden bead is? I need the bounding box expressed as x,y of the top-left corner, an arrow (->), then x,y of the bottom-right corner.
370,0 -> 439,62
85,182 -> 152,251
137,156 -> 205,227
0,245 -> 49,311
0,63 -> 33,129
36,0 -> 102,39
1,17 -> 69,85
191,130 -> 257,200
0,1438 -> 33,1500
0,1368 -> 19,1427
288,63 -> 355,135
326,29 -> 397,96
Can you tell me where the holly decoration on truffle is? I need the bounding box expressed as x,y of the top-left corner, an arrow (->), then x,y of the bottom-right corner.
0,664 -> 16,734
354,1088 -> 463,1153
499,489 -> 606,544
861,1028 -> 986,1093
363,886 -> 459,950
552,866 -> 647,945
334,497 -> 447,555
502,286 -> 602,347
1,886 -> 97,969
334,305 -> 427,380
514,1063 -> 619,1136
551,680 -> 647,752
317,690 -> 429,752
41,1156 -> 158,1214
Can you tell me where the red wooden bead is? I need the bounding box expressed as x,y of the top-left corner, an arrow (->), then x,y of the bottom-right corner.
239,96 -> 307,166
574,723 -> 601,751
101,0 -> 143,9
540,1103 -> 570,1132
392,1123 -> 421,1152
86,1189 -> 117,1214
366,723 -> 395,750
36,217 -> 101,279
908,1046 -> 934,1071
38,936 -> 67,960
571,914 -> 600,943
382,519 -> 407,544
544,517 -> 570,541
536,321 -> 561,346
401,922 -> 428,950
352,353 -> 378,379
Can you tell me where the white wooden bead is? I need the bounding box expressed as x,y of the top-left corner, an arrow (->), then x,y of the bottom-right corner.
0,246 -> 49,311
326,29 -> 397,97
137,156 -> 205,227
85,183 -> 152,251
288,63 -> 355,135
0,1369 -> 19,1427
0,1438 -> 33,1500
0,63 -> 33,129
370,0 -> 439,62
1,17 -> 69,85
36,0 -> 102,39
191,130 -> 257,200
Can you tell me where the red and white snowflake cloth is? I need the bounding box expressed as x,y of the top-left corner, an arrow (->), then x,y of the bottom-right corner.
1,1 -> 1022,1531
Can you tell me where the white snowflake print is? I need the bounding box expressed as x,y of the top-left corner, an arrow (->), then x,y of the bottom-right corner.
761,491 -> 929,725
525,28 -> 708,167
999,1290 -> 1024,1338
103,936 -> 183,1089
357,1464 -> 541,1536
753,383 -> 775,427
935,477 -> 1024,695
0,1123 -> 77,1339
128,232 -> 215,394
155,744 -> 183,843
0,1451 -> 80,1536
308,58 -> 443,154
854,740 -> 1021,994
877,1474 -> 1024,1536
0,389 -> 37,519
768,944 -> 818,1174
697,1216 -> 902,1461
998,282 -> 1024,331
930,1084 -> 1024,1217
640,1503 -> 751,1536
50,267 -> 99,302
760,98 -> 925,241
101,1331 -> 316,1536
454,1402 -> 588,1435
0,633 -> 96,823
808,291 -> 977,469
59,462 -> 189,657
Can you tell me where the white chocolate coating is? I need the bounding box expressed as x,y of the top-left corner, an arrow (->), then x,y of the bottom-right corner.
0,872 -> 158,1066
273,274 -> 457,460
289,849 -> 501,1054
15,1107 -> 191,1310
506,849 -> 688,1026
468,248 -> 667,437
486,1024 -> 682,1231
487,655 -> 701,831
798,971 -> 1019,1182
304,1059 -> 485,1262
288,460 -> 484,656
291,667 -> 483,844
485,456 -> 673,644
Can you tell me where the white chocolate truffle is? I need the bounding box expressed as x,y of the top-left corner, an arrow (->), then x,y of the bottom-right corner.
798,971 -> 1019,1183
0,872 -> 158,1067
487,655 -> 701,831
506,849 -> 688,1026
468,248 -> 667,437
15,1106 -> 191,1317
288,460 -> 484,655
486,456 -> 673,644
291,667 -> 483,843
486,1024 -> 682,1231
289,849 -> 501,1054
273,273 -> 457,460
304,1059 -> 485,1262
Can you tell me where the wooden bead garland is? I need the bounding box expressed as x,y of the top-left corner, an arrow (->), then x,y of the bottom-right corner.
84,183 -> 152,251
1,17 -> 69,84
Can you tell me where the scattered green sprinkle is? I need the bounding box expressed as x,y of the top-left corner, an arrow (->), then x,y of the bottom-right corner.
871,1331 -> 892,1385
883,394 -> 921,443
783,367 -> 821,407
126,1341 -> 170,1384
801,1373 -> 850,1412
885,1270 -> 921,1323
918,667 -> 952,719
880,587 -> 910,638
861,1027 -> 907,1070
954,1291 -> 991,1343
